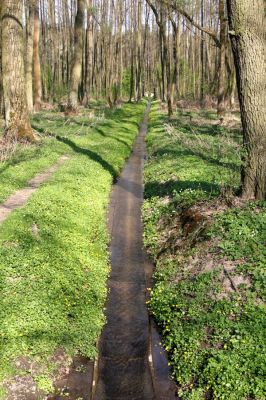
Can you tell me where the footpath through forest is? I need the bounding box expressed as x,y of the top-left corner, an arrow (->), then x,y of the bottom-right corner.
0,156 -> 69,224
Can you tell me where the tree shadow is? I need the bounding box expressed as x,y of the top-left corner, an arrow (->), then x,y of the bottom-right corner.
56,136 -> 117,178
117,176 -> 143,200
94,126 -> 131,150
144,179 -> 221,199
152,147 -> 239,172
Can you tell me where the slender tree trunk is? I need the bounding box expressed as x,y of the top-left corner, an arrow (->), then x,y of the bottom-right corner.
227,0 -> 266,199
1,0 -> 34,141
25,0 -> 35,112
136,0 -> 142,101
33,1 -> 42,111
200,0 -> 205,107
68,0 -> 86,110
83,0 -> 94,105
217,0 -> 226,116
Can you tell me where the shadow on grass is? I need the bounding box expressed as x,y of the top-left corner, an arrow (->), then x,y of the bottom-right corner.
94,126 -> 132,150
153,147 -> 239,172
144,179 -> 221,199
56,136 -> 117,178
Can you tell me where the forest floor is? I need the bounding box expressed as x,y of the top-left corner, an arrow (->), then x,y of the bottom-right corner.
143,103 -> 266,400
0,101 -> 265,400
0,102 -> 146,399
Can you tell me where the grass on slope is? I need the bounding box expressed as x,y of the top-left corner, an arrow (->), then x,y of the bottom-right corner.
0,102 -> 145,398
143,104 -> 266,400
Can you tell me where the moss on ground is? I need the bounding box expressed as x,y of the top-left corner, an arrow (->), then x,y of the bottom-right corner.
0,102 -> 146,397
143,103 -> 266,400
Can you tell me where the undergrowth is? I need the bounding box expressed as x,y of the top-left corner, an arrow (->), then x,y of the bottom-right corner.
0,102 -> 145,398
143,104 -> 266,400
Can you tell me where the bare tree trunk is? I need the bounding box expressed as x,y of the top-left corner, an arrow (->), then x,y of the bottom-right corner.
217,0 -> 226,116
33,1 -> 42,111
1,0 -> 34,141
25,0 -> 35,112
200,0 -> 205,107
227,0 -> 266,199
136,0 -> 142,101
83,0 -> 94,105
68,0 -> 86,110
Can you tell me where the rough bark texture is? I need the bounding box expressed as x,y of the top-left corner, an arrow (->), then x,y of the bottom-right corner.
227,0 -> 266,200
1,0 -> 34,141
68,0 -> 86,110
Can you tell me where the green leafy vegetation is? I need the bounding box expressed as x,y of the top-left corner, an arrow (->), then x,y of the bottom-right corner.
143,104 -> 266,400
0,102 -> 145,397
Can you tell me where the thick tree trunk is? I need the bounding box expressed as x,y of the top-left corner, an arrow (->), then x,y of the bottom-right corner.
68,0 -> 86,110
33,1 -> 42,111
1,0 -> 34,141
227,0 -> 266,200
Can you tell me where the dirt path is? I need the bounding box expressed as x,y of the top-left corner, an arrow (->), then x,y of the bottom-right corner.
93,103 -> 176,400
0,155 -> 69,224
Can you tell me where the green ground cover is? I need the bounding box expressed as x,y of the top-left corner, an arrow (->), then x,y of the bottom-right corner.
0,102 -> 145,397
143,104 -> 266,400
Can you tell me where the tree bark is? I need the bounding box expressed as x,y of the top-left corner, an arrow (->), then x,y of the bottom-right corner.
25,1 -> 35,111
227,0 -> 266,199
217,0 -> 226,116
83,0 -> 94,105
33,1 -> 42,111
0,2 -> 3,115
68,0 -> 86,110
1,0 -> 34,141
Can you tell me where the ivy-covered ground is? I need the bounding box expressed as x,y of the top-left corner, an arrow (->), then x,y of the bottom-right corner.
143,103 -> 266,400
0,102 -> 145,398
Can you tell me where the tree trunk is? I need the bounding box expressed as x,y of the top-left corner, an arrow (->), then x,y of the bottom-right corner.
33,1 -> 42,111
217,0 -> 226,116
25,1 -> 35,111
136,0 -> 142,101
0,2 -> 3,115
227,0 -> 266,199
1,0 -> 34,141
83,0 -> 94,105
200,0 -> 205,107
68,0 -> 86,110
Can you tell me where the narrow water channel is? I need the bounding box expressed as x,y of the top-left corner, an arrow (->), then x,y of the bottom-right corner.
93,103 -> 176,400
